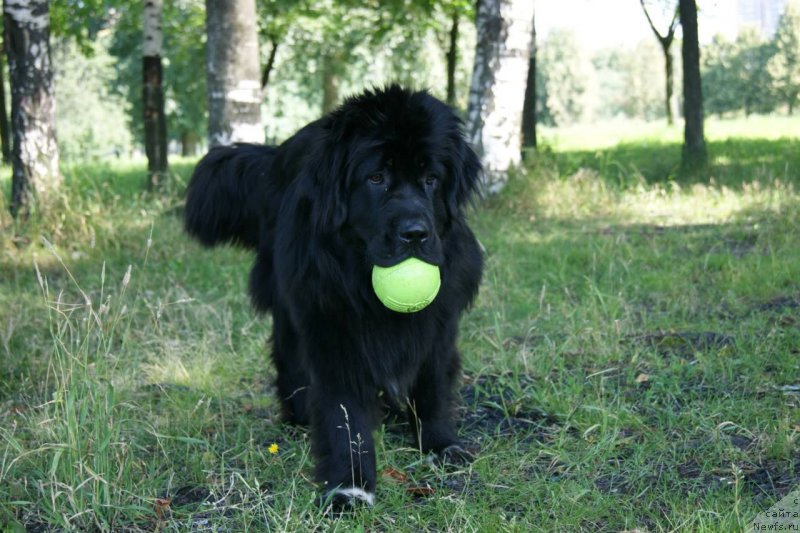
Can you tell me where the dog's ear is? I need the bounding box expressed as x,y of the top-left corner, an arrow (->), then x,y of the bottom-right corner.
304,135 -> 349,232
446,132 -> 482,218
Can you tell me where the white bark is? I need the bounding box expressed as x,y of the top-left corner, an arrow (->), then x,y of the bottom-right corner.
143,0 -> 163,57
5,0 -> 60,215
143,0 -> 168,185
466,0 -> 535,194
206,0 -> 264,147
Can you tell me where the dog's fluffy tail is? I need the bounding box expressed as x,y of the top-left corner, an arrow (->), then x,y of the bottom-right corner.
184,143 -> 275,249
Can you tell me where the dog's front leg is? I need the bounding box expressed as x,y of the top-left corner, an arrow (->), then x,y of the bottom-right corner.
310,383 -> 378,509
408,337 -> 473,465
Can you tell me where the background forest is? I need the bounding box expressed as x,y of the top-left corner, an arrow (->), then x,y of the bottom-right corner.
36,0 -> 800,159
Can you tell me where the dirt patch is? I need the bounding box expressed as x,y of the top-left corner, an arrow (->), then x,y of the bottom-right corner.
656,456 -> 799,503
675,458 -> 736,492
754,295 -> 800,328
742,459 -> 800,502
594,472 -> 637,495
757,295 -> 800,313
166,485 -> 212,507
458,373 -> 565,447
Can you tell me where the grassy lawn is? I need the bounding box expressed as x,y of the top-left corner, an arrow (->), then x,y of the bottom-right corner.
1,123 -> 798,531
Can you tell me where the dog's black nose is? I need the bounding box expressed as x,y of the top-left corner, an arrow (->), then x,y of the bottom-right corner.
398,220 -> 429,244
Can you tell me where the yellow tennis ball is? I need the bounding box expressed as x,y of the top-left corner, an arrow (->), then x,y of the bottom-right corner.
372,258 -> 441,313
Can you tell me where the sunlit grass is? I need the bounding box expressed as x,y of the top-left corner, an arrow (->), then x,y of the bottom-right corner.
540,114 -> 799,151
528,172 -> 796,225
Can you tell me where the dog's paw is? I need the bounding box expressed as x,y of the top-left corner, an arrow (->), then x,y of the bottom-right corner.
319,487 -> 375,513
430,443 -> 475,467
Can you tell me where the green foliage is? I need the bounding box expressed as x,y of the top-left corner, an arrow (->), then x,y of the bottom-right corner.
53,38 -> 132,161
593,40 -> 669,120
96,0 -> 472,146
108,0 -> 206,151
703,30 -> 775,117
52,34 -> 131,162
702,35 -> 742,117
733,29 -> 776,115
50,0 -> 114,53
43,0 -> 800,160
766,0 -> 800,113
260,0 -> 475,140
536,29 -> 595,126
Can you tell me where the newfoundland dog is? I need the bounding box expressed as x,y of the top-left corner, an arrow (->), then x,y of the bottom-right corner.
184,85 -> 483,508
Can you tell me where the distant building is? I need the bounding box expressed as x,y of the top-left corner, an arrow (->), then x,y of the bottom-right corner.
737,0 -> 788,37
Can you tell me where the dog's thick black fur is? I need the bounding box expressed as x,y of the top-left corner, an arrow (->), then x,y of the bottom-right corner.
185,86 -> 483,507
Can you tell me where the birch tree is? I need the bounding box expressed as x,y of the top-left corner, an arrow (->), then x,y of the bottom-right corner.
143,0 -> 168,188
466,0 -> 535,194
4,0 -> 60,217
0,50 -> 10,163
205,0 -> 263,147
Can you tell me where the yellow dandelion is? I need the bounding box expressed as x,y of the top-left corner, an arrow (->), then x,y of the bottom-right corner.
268,443 -> 279,454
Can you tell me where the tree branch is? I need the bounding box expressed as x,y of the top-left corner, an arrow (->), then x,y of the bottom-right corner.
639,0 -> 679,46
665,5 -> 680,42
261,36 -> 279,90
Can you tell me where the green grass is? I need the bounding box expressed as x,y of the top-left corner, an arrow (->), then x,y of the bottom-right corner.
540,115 -> 800,151
1,121 -> 799,531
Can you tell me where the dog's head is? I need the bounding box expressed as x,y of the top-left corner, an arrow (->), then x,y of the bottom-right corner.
304,85 -> 481,267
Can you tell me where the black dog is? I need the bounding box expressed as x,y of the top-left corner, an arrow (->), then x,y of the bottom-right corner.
185,85 -> 483,507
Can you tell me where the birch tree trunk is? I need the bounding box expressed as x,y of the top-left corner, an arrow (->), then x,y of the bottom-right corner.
4,0 -> 60,218
205,0 -> 263,147
0,50 -> 11,163
466,0 -> 535,194
143,0 -> 168,189
678,0 -> 707,172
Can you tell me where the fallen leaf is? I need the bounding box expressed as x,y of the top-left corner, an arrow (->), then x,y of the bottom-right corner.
406,485 -> 435,497
635,373 -> 650,383
382,467 -> 408,482
153,498 -> 170,520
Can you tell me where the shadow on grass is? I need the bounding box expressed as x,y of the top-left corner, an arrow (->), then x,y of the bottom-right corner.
61,159 -> 198,201
554,137 -> 799,188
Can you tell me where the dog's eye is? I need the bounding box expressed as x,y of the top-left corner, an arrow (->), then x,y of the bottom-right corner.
424,175 -> 438,186
368,173 -> 384,185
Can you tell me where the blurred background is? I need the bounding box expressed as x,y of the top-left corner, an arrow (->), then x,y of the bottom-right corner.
1,0 -> 796,167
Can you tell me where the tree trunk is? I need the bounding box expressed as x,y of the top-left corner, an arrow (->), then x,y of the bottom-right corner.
143,0 -> 168,190
261,37 -> 279,90
205,0 -> 263,147
521,15 -> 536,153
180,130 -> 198,156
321,51 -> 341,113
639,1 -> 678,126
679,0 -> 707,172
466,0 -> 535,194
4,0 -> 61,218
445,11 -> 459,106
664,48 -> 674,125
0,49 -> 11,163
